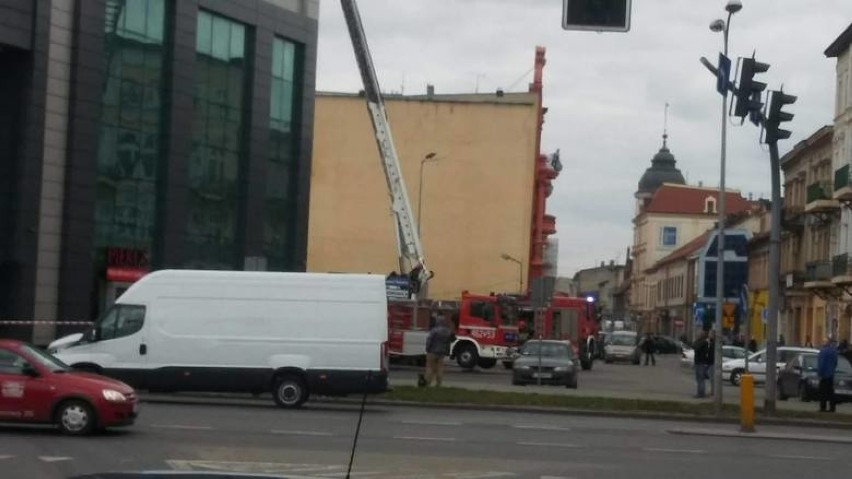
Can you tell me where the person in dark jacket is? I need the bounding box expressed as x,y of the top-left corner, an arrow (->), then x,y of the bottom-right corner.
748,338 -> 758,353
817,337 -> 839,413
693,330 -> 715,398
641,332 -> 656,366
423,316 -> 454,387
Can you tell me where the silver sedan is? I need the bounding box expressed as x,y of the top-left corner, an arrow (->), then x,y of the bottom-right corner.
511,340 -> 578,389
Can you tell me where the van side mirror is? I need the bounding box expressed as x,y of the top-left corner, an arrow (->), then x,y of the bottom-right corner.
86,328 -> 98,342
21,364 -> 39,377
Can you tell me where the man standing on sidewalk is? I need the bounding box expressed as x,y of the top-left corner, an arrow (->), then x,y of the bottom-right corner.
642,332 -> 656,366
693,330 -> 713,398
422,315 -> 455,387
817,336 -> 839,413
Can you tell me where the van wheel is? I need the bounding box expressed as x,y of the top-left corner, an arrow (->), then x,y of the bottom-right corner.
56,399 -> 96,435
455,344 -> 478,370
273,375 -> 309,408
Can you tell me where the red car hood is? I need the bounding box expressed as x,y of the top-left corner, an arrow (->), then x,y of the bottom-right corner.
57,371 -> 135,394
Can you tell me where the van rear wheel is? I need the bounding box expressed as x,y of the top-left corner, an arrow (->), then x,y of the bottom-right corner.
273,375 -> 309,408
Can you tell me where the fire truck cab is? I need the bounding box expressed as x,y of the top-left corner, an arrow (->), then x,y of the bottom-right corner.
450,292 -> 520,370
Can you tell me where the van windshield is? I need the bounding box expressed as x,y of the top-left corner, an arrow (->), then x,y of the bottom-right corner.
608,335 -> 636,346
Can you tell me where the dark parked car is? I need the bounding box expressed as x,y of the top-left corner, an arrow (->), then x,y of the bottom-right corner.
651,335 -> 681,354
512,340 -> 578,388
777,352 -> 852,403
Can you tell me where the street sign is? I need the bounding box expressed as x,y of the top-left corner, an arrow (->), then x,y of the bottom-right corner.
716,53 -> 731,96
385,273 -> 411,300
562,0 -> 631,33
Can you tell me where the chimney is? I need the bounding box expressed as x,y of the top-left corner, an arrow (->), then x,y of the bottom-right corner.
496,88 -> 504,97
600,261 -> 605,268
426,84 -> 435,98
698,180 -> 703,187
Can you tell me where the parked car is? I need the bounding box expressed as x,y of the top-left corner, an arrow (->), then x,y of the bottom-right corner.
680,345 -> 747,368
512,340 -> 578,388
722,346 -> 818,386
603,331 -> 640,364
777,352 -> 852,403
0,339 -> 138,435
651,335 -> 681,354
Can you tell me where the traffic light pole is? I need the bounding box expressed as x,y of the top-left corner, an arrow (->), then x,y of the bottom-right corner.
764,140 -> 781,415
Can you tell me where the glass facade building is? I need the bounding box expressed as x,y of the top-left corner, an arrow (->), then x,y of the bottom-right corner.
0,0 -> 318,343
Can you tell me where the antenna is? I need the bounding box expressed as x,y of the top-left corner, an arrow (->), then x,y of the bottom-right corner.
345,371 -> 371,479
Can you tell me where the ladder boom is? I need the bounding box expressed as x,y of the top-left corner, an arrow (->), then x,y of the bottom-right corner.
340,0 -> 432,293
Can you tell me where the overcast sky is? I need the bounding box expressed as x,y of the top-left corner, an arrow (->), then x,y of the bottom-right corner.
314,1 -> 852,277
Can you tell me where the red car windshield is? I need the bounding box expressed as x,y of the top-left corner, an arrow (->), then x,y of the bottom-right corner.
22,345 -> 69,372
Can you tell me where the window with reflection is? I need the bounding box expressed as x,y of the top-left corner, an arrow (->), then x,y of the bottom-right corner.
265,37 -> 302,270
95,0 -> 167,257
186,11 -> 249,269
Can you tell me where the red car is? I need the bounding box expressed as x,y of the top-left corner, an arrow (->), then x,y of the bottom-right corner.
0,339 -> 138,435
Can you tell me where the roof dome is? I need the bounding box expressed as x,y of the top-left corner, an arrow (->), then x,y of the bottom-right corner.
637,134 -> 685,195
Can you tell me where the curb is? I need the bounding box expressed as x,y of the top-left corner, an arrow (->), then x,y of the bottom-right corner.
139,393 -> 852,431
668,427 -> 852,444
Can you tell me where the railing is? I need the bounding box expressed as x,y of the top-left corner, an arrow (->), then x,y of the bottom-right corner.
833,253 -> 852,277
807,181 -> 832,203
805,260 -> 832,282
835,164 -> 851,191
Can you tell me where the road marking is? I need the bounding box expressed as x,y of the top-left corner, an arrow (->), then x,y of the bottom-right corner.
38,456 -> 73,463
0,455 -> 14,460
270,430 -> 334,437
541,476 -> 576,479
643,447 -> 705,454
512,424 -> 571,431
401,420 -> 463,426
516,441 -> 581,448
393,435 -> 458,442
150,424 -> 214,431
767,454 -> 834,461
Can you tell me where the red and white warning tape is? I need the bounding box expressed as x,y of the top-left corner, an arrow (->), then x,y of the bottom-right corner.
0,321 -> 93,325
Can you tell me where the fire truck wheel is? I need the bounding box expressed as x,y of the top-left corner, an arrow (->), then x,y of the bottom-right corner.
455,343 -> 478,369
477,358 -> 497,369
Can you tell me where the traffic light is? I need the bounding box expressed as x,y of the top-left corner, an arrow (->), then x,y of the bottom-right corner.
764,89 -> 797,143
562,0 -> 631,32
734,56 -> 769,119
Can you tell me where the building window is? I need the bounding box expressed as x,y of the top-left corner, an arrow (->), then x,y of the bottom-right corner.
661,226 -> 677,246
95,0 -> 168,259
185,10 -> 250,269
705,197 -> 717,214
265,37 -> 302,271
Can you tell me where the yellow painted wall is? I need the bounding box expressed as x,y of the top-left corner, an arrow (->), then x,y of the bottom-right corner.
308,93 -> 539,300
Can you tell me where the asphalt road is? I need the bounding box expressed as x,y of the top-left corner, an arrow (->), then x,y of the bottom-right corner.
1,400 -> 851,479
396,355 -> 840,413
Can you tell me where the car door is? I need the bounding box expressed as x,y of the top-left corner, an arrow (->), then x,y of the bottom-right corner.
748,352 -> 767,381
0,347 -> 56,422
64,304 -> 149,387
779,356 -> 802,397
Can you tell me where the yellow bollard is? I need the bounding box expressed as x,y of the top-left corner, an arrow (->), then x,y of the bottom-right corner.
740,373 -> 755,433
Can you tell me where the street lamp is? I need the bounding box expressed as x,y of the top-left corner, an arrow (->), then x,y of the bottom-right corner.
501,253 -> 524,293
709,0 -> 742,414
417,152 -> 438,235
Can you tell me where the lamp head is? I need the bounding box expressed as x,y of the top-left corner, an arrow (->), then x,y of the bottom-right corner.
709,19 -> 725,32
725,0 -> 743,14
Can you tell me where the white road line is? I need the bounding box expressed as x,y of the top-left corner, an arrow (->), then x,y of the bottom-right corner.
0,455 -> 14,460
393,435 -> 458,442
512,424 -> 571,431
38,456 -> 73,463
401,420 -> 463,426
270,430 -> 334,436
767,454 -> 834,461
643,447 -> 705,454
516,441 -> 581,448
540,476 -> 576,479
150,424 -> 214,431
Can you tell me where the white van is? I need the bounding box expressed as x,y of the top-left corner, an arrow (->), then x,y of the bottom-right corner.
49,270 -> 389,408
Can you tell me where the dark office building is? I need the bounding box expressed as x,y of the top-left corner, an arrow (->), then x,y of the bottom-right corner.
0,0 -> 318,344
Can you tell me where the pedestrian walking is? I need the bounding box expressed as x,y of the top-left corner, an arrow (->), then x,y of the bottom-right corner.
817,336 -> 839,413
693,330 -> 714,398
778,334 -> 786,346
805,335 -> 814,348
748,338 -> 758,353
421,315 -> 454,387
641,332 -> 656,366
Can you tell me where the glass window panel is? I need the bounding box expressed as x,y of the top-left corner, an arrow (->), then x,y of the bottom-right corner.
229,23 -> 245,60
197,11 -> 213,55
227,70 -> 243,107
123,0 -> 148,38
272,39 -> 284,78
283,41 -> 295,81
281,80 -> 294,123
224,120 -> 240,152
270,79 -> 283,121
211,16 -> 230,60
146,0 -> 165,42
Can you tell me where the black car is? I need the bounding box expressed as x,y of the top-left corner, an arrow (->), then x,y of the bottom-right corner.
651,335 -> 681,354
777,352 -> 852,402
